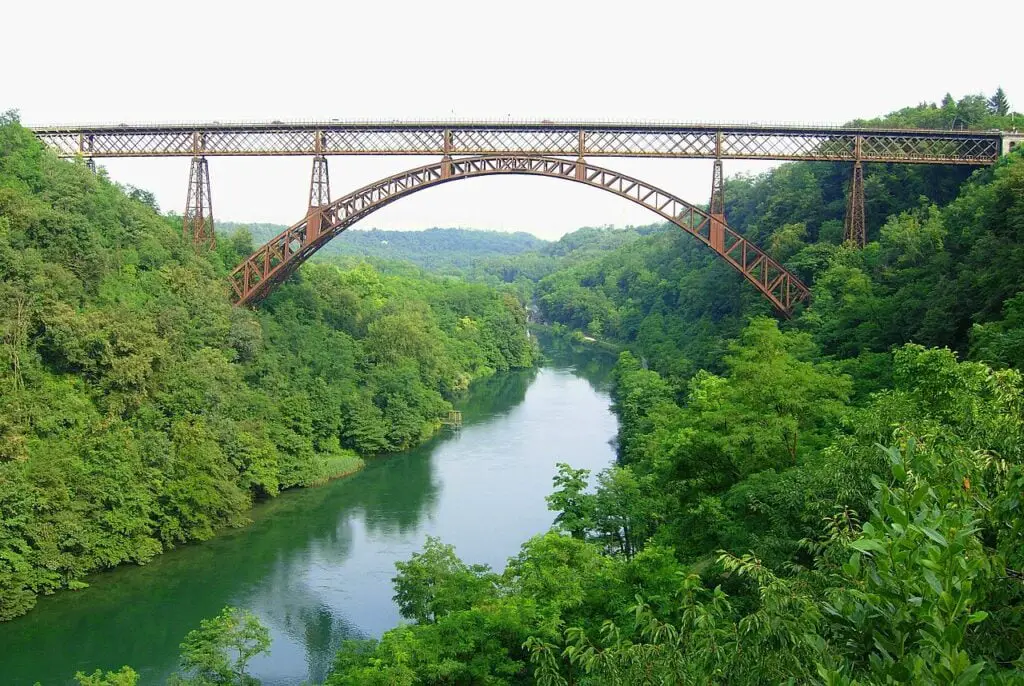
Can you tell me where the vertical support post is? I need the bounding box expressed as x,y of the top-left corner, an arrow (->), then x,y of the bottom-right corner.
709,144 -> 726,252
306,131 -> 330,243
575,130 -> 586,181
80,134 -> 96,173
184,152 -> 215,251
441,130 -> 453,179
845,136 -> 866,247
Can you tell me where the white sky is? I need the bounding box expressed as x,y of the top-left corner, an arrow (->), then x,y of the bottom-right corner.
4,0 -> 1022,238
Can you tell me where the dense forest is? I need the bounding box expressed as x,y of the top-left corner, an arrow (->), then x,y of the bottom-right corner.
219,223 -> 547,274
4,89 -> 1024,685
319,93 -> 1024,684
0,112 -> 535,623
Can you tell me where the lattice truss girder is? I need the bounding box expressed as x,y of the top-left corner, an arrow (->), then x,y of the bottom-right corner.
35,125 -> 1002,164
229,155 -> 811,314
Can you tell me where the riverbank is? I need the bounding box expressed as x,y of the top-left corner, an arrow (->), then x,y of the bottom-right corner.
0,384 -> 508,622
0,354 -> 618,686
303,451 -> 365,487
530,322 -> 626,355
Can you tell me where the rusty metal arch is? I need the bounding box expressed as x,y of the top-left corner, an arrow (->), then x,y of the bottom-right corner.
228,155 -> 810,315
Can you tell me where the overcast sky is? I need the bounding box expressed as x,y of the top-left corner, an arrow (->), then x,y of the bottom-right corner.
4,0 -> 1022,238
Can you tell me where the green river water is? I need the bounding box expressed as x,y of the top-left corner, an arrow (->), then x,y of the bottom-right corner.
0,343 -> 618,685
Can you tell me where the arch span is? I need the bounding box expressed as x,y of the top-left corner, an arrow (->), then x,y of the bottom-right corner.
228,155 -> 810,315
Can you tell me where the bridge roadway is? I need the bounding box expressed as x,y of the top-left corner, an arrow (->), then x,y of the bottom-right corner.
30,119 -> 1024,315
30,120 -> 1016,164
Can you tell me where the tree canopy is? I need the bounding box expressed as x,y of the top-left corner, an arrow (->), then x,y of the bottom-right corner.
0,114 -> 535,621
5,90 -> 1024,684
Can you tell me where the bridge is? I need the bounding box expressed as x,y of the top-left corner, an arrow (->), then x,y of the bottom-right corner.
32,121 -> 1023,316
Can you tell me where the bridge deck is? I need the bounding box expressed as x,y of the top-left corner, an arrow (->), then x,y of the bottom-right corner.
31,121 -> 1004,164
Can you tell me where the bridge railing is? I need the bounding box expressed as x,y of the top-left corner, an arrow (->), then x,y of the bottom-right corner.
31,122 -> 1004,165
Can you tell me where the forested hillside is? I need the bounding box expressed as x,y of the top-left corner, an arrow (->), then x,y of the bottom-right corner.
7,89 -> 1024,685
0,113 -> 535,622
325,93 -> 1024,684
219,223 -> 547,273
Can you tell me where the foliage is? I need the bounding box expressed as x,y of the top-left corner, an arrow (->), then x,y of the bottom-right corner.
989,87 -> 1010,117
331,345 -> 1024,684
0,118 -> 535,621
220,224 -> 547,275
74,667 -> 140,686
170,606 -> 270,685
325,92 -> 1024,684
392,536 -> 498,624
15,90 -> 1024,684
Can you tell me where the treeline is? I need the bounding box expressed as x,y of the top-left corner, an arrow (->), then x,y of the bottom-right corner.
219,223 -> 547,274
0,113 -> 535,621
327,92 -> 1024,683
533,93 -> 1024,384
221,221 -> 660,308
329,331 -> 1024,685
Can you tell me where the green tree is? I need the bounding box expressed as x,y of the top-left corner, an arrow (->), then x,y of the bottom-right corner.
589,466 -> 656,559
172,606 -> 270,685
392,536 -> 497,624
688,317 -> 851,475
73,666 -> 139,686
989,87 -> 1010,116
546,463 -> 593,540
821,442 -> 1002,684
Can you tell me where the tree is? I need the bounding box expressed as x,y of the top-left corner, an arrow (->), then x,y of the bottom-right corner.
173,606 -> 270,685
688,317 -> 852,475
546,463 -> 593,539
955,94 -> 991,129
590,466 -> 654,559
822,442 -> 1000,684
74,667 -> 139,686
392,536 -> 497,624
989,87 -> 1010,116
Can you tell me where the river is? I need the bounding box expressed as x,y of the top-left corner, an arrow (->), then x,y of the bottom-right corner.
0,342 -> 618,685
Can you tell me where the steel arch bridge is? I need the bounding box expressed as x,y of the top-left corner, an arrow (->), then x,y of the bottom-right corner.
228,155 -> 810,314
32,120 -> 1021,316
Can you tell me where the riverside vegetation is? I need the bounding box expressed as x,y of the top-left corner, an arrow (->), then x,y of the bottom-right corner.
3,90 -> 1024,684
325,91 -> 1024,685
0,111 -> 535,626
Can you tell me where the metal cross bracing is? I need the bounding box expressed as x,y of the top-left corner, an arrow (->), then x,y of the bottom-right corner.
308,156 -> 330,209
184,156 -> 215,250
709,158 -> 725,218
306,155 -> 331,241
32,121 -> 1005,165
845,161 -> 866,247
36,120 -> 1014,313
228,155 -> 811,316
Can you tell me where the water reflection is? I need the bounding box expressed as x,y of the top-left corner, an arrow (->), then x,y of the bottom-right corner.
534,332 -> 619,391
0,355 -> 617,686
454,366 -> 537,422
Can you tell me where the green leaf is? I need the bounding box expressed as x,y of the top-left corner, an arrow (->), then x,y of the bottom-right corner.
966,610 -> 989,625
850,538 -> 886,554
922,568 -> 943,595
844,552 -> 862,577
920,527 -> 948,546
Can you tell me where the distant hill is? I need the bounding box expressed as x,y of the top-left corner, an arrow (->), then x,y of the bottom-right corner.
217,223 -> 548,272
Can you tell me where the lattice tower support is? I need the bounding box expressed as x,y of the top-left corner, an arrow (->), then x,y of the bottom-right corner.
709,158 -> 726,252
844,160 -> 866,247
184,156 -> 215,250
307,154 -> 331,242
